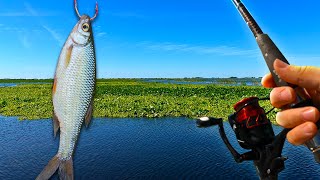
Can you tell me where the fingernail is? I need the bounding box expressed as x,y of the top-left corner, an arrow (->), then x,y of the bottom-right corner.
302,108 -> 315,122
275,112 -> 284,126
274,59 -> 288,69
279,88 -> 292,102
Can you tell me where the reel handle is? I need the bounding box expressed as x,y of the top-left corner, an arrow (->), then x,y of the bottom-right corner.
196,117 -> 222,128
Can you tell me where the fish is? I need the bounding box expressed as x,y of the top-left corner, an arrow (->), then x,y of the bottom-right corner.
36,1 -> 98,180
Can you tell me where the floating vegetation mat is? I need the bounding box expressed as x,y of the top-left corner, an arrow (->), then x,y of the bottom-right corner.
0,79 -> 275,122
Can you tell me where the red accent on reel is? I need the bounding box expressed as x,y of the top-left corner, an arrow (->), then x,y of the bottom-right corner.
234,97 -> 268,129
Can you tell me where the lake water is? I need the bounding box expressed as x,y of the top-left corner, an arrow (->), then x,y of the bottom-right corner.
1,116 -> 319,180
0,83 -> 17,87
0,82 -> 49,87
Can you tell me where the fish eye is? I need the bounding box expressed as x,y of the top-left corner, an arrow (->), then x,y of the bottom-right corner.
82,23 -> 90,32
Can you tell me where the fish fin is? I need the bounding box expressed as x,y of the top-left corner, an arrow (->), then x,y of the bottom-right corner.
53,112 -> 60,138
59,158 -> 74,180
52,77 -> 57,94
36,155 -> 60,180
65,44 -> 74,67
85,100 -> 93,128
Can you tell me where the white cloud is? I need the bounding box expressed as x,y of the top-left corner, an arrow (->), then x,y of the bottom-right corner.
0,12 -> 29,17
0,3 -> 59,17
140,42 -> 260,57
0,3 -> 64,46
16,31 -> 32,49
21,35 -> 31,48
24,2 -> 38,16
110,12 -> 146,19
0,12 -> 59,17
42,25 -> 64,45
96,32 -> 107,37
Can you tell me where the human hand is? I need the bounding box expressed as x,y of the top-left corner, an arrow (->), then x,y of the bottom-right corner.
261,59 -> 320,145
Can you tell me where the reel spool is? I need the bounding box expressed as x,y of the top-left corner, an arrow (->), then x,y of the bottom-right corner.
229,97 -> 275,149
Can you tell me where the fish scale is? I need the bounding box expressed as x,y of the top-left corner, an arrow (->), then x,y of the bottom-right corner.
37,14 -> 97,180
55,42 -> 96,160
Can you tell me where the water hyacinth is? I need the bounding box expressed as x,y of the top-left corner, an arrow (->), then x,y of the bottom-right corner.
0,79 -> 276,123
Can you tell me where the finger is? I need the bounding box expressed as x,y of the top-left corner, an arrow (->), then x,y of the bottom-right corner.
270,87 -> 296,108
261,73 -> 276,88
307,89 -> 320,107
274,59 -> 320,90
276,107 -> 320,128
287,122 -> 318,145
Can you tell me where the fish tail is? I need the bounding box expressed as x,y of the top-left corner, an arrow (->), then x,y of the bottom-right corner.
59,158 -> 74,180
36,155 -> 74,180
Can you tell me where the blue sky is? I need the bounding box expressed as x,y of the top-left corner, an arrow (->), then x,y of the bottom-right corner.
0,0 -> 319,78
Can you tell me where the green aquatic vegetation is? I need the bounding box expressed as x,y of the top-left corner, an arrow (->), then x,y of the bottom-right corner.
0,79 -> 274,121
0,85 -> 52,119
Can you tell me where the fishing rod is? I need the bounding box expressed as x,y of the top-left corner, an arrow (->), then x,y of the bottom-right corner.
231,0 -> 320,163
196,1 -> 320,179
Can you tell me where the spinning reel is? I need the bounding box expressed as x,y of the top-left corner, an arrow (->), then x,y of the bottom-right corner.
197,97 -> 289,179
196,0 -> 320,179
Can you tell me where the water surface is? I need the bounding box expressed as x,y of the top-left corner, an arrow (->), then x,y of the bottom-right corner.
0,116 -> 319,179
0,83 -> 17,87
0,82 -> 49,87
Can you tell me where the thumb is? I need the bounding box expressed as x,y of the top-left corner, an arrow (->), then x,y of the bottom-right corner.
274,59 -> 320,90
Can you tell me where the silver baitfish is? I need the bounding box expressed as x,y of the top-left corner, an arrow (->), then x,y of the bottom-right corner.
36,1 -> 98,179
